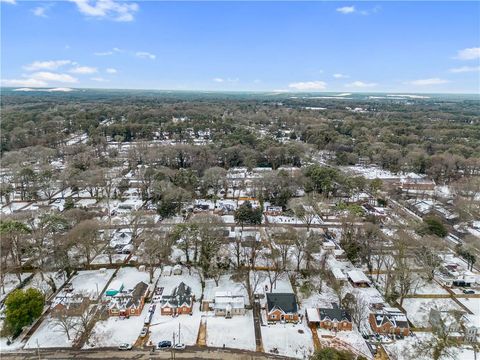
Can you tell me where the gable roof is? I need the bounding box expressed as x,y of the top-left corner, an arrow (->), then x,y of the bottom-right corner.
266,293 -> 298,314
319,307 -> 352,323
161,282 -> 193,308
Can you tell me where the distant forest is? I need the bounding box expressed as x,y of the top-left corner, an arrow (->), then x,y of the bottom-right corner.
1,89 -> 479,184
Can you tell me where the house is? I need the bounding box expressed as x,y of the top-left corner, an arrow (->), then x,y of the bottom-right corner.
213,292 -> 246,318
51,294 -> 90,316
106,280 -> 124,296
108,281 -> 149,316
398,177 -> 435,192
429,309 -> 478,343
264,205 -> 283,216
369,307 -> 409,336
160,282 -> 194,315
266,293 -> 299,323
347,270 -> 371,287
318,303 -> 353,331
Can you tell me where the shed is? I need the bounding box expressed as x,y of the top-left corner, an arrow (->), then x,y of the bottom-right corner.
106,280 -> 124,296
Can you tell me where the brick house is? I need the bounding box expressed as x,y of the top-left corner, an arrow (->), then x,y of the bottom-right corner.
108,281 -> 149,317
318,304 -> 353,331
369,308 -> 409,336
160,282 -> 194,315
52,294 -> 90,316
266,293 -> 299,323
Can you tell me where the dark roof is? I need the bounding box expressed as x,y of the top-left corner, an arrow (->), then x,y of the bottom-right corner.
266,293 -> 298,314
125,281 -> 148,308
319,307 -> 352,323
161,282 -> 193,308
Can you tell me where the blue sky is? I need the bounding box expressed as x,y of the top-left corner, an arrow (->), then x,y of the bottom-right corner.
1,1 -> 479,93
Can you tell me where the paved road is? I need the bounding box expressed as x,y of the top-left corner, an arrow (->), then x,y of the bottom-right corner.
1,347 -> 291,360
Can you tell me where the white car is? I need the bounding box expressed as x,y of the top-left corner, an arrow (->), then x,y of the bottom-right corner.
118,343 -> 132,350
173,343 -> 186,350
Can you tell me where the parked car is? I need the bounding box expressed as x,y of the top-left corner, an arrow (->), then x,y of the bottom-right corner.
140,327 -> 148,337
158,340 -> 172,349
149,304 -> 156,313
463,289 -> 475,294
118,343 -> 132,350
63,283 -> 73,292
173,343 -> 186,350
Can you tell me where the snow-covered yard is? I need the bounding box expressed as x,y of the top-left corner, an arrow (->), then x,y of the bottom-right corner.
402,298 -> 463,327
149,303 -> 202,346
91,253 -> 128,265
70,269 -> 115,300
24,271 -> 66,297
261,320 -> 314,359
203,275 -> 249,304
86,305 -> 150,348
156,266 -> 202,297
0,273 -> 32,302
205,310 -> 256,351
109,267 -> 153,290
24,315 -> 81,349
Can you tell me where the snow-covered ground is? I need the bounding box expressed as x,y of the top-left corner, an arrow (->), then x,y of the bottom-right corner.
149,303 -> 202,346
0,273 -> 32,302
156,266 -> 202,297
86,305 -> 150,348
205,310 -> 256,351
317,328 -> 372,359
70,269 -> 115,300
0,320 -> 25,352
203,275 -> 249,304
110,267 -> 152,290
402,298 -> 463,327
24,271 -> 66,297
91,253 -> 128,265
24,315 -> 81,349
384,332 -> 479,360
261,320 -> 314,359
342,165 -> 424,180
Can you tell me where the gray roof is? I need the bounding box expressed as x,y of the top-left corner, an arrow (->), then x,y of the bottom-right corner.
319,307 -> 352,323
266,293 -> 298,314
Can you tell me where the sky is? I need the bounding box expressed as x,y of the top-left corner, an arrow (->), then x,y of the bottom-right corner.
1,0 -> 479,93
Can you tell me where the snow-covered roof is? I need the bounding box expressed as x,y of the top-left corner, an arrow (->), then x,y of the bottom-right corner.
347,270 -> 371,284
306,308 -> 320,322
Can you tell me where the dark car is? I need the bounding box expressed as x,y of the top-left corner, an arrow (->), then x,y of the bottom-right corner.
158,341 -> 172,349
463,289 -> 475,294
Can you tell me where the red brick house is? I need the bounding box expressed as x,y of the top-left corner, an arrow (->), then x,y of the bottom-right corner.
160,282 -> 194,315
266,293 -> 299,323
108,281 -> 149,317
369,308 -> 409,336
318,304 -> 353,331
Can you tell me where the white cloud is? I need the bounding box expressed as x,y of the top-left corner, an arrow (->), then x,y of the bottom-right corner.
213,78 -> 224,83
23,60 -> 72,71
455,47 -> 480,60
1,78 -> 47,87
337,6 -> 355,14
94,51 -> 113,56
346,81 -> 377,88
106,68 -> 117,74
135,51 -> 156,60
407,78 -> 449,86
449,66 -> 480,73
333,73 -> 349,79
32,6 -> 48,17
91,77 -> 109,82
0,0 -> 16,4
69,66 -> 97,74
31,72 -> 78,83
288,81 -> 327,91
70,0 -> 139,22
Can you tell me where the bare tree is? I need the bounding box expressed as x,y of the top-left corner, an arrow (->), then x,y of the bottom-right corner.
51,308 -> 78,341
